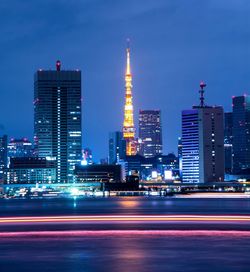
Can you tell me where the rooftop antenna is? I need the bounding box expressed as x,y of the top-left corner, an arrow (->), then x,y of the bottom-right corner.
199,81 -> 206,107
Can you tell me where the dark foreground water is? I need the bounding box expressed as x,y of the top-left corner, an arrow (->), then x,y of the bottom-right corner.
1,231 -> 250,272
1,197 -> 250,271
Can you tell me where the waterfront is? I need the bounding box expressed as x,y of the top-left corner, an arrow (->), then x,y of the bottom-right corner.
1,197 -> 250,271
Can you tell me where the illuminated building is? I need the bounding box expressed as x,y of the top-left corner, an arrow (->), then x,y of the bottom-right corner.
138,110 -> 162,157
181,82 -> 224,183
7,138 -> 33,161
108,131 -> 126,164
122,41 -> 137,156
34,61 -> 82,183
4,157 -> 56,184
232,95 -> 250,173
124,153 -> 179,181
0,135 -> 7,180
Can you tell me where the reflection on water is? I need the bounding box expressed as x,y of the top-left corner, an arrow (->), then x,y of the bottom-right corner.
119,199 -> 139,208
1,197 -> 250,217
1,231 -> 250,272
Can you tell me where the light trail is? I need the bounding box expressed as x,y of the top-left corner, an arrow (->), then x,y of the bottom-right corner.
1,215 -> 250,224
0,230 -> 250,238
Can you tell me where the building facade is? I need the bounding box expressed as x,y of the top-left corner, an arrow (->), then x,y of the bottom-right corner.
232,95 -> 250,173
123,153 -> 179,181
8,138 -> 33,161
108,131 -> 126,164
34,61 -> 82,183
181,83 -> 224,183
138,110 -> 162,158
5,157 -> 56,184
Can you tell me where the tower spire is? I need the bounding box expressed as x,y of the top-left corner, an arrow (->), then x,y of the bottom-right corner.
122,39 -> 136,156
126,39 -> 131,75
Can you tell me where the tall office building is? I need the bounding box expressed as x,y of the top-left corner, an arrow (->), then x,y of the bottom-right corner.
224,112 -> 233,174
122,41 -> 137,156
109,131 -> 126,164
232,95 -> 250,173
0,135 -> 7,179
34,61 -> 82,183
138,110 -> 162,158
182,82 -> 224,183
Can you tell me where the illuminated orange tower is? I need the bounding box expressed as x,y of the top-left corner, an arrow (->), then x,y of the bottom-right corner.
123,40 -> 137,156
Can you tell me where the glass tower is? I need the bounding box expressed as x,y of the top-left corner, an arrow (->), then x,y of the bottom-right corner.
138,110 -> 162,158
182,107 -> 224,183
34,61 -> 82,183
182,83 -> 224,183
108,131 -> 126,164
232,95 -> 250,173
182,109 -> 200,182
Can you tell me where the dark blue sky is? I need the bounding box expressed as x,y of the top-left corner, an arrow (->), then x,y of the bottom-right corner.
0,0 -> 249,161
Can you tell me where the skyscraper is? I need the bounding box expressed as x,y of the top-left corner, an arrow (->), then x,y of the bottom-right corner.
181,82 -> 224,183
108,131 -> 126,164
138,110 -> 162,158
34,61 -> 82,183
224,112 -> 233,174
232,95 -> 250,173
122,41 -> 136,156
0,135 -> 7,180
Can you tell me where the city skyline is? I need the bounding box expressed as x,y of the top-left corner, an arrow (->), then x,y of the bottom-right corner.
0,1 -> 249,160
1,3 -> 250,272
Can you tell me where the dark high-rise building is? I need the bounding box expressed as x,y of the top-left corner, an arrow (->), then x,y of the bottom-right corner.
0,135 -> 7,180
75,164 -> 122,183
181,82 -> 224,183
8,138 -> 33,160
34,61 -> 82,183
232,95 -> 250,173
224,112 -> 233,174
178,137 -> 183,177
108,131 -> 126,164
138,110 -> 162,158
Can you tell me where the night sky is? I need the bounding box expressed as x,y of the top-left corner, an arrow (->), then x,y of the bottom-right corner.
0,0 -> 249,161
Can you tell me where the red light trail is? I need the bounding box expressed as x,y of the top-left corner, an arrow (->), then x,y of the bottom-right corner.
0,230 -> 250,238
0,215 -> 250,224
